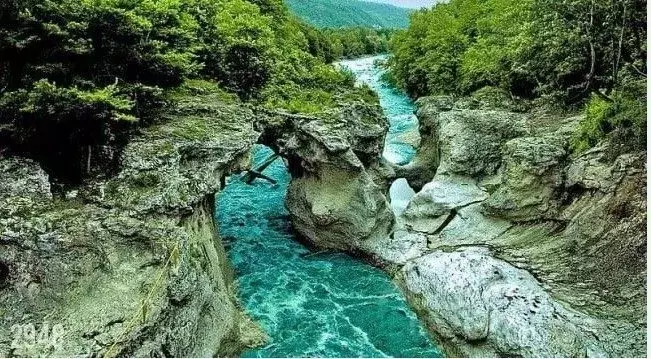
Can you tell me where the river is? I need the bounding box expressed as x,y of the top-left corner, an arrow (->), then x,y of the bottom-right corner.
216,56 -> 440,357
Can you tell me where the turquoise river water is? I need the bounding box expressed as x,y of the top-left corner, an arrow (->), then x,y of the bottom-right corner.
216,56 -> 441,357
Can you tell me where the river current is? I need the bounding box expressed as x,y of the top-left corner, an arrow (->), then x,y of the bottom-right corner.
216,56 -> 441,357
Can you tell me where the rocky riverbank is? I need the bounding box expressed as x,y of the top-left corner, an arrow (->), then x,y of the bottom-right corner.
0,93 -> 266,357
394,96 -> 646,357
283,94 -> 647,357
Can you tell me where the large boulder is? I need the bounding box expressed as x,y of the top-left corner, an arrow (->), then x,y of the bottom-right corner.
400,249 -> 603,358
259,103 -> 395,253
0,94 -> 265,357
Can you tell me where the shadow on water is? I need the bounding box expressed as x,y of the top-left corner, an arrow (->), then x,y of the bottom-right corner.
216,56 -> 442,358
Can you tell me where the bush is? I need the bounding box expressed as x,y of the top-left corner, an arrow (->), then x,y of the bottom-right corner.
571,80 -> 646,153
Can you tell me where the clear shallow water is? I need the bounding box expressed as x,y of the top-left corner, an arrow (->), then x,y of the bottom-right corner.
216,58 -> 440,358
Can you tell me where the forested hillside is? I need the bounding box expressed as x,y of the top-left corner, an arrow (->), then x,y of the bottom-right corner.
388,0 -> 646,153
0,0 -> 378,183
285,0 -> 410,28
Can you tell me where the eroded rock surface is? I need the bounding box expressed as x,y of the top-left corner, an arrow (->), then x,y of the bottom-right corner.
0,95 -> 265,357
258,103 -> 395,253
379,99 -> 646,357
402,175 -> 489,235
483,135 -> 568,221
401,249 -> 602,358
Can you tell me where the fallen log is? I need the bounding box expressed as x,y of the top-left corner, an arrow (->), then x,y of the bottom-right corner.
241,153 -> 280,184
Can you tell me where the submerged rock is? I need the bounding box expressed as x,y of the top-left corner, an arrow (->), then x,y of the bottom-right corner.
0,95 -> 265,357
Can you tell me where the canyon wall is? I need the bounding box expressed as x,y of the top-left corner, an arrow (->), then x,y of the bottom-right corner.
0,95 -> 265,357
397,98 -> 646,357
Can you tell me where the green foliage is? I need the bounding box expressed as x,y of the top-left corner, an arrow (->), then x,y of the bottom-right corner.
389,0 -> 646,102
285,0 -> 410,29
262,63 -> 371,114
191,0 -> 275,99
172,79 -> 239,104
389,0 -> 533,98
0,0 -> 380,182
572,79 -> 646,153
0,80 -> 135,182
19,80 -> 134,122
324,28 -> 394,59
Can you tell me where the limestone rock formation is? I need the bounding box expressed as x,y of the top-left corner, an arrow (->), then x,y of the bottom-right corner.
400,249 -> 602,358
434,108 -> 529,176
402,175 -> 488,234
258,103 -> 395,253
392,96 -> 449,190
0,96 -> 265,357
387,99 -> 647,357
565,143 -> 645,192
483,135 -> 568,221
396,95 -> 530,190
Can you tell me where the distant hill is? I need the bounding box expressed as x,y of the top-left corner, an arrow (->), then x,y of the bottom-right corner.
285,0 -> 411,28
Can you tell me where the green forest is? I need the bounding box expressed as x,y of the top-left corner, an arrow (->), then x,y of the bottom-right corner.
388,0 -> 647,153
285,0 -> 410,28
0,0 -> 388,183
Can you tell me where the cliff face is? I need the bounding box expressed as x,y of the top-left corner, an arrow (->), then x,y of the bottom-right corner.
0,94 -> 265,357
395,97 -> 646,357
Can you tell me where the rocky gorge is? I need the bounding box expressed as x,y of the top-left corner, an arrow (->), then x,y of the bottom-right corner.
0,55 -> 646,358
0,71 -> 440,357
282,58 -> 647,357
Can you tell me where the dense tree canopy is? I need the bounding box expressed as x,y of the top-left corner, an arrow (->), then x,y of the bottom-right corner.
0,0 -> 383,183
388,0 -> 646,151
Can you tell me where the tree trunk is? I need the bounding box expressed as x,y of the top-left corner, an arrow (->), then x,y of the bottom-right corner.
613,0 -> 628,86
87,145 -> 92,175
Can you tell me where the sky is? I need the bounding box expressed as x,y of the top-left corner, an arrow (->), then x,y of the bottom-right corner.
363,0 -> 442,9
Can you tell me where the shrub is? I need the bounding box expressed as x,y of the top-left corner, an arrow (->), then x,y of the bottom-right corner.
571,80 -> 646,153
